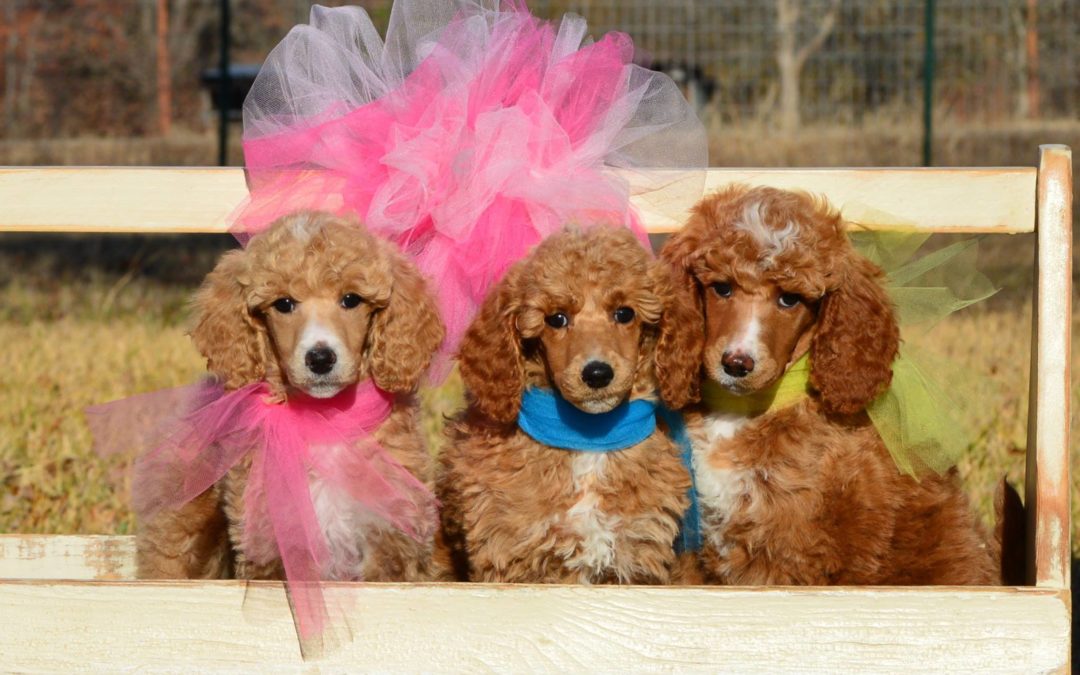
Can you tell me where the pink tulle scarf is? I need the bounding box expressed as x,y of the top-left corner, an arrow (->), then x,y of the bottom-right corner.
89,379 -> 437,639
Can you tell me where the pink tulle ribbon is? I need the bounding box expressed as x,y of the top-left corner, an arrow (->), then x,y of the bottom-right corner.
90,379 -> 437,639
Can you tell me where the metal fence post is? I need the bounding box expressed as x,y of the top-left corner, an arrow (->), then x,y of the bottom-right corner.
218,0 -> 232,167
922,0 -> 936,167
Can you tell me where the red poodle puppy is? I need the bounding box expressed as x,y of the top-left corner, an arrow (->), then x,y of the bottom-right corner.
659,185 -> 1003,586
438,227 -> 702,584
136,212 -> 445,583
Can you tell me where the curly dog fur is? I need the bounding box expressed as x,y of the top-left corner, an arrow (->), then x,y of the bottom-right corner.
438,227 -> 702,584
136,212 -> 445,582
659,185 -> 1004,586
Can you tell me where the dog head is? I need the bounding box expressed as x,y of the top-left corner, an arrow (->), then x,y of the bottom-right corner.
660,185 -> 899,414
190,212 -> 445,400
458,227 -> 702,424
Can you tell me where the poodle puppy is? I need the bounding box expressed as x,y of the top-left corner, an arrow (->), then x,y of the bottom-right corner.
136,211 -> 445,582
438,227 -> 702,584
659,184 -> 1001,586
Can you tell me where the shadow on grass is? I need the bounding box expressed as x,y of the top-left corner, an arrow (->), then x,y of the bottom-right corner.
0,233 -> 235,286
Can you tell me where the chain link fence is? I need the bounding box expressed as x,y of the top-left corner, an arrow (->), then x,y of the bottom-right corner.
1,1 -> 1077,150
532,0 -> 1078,128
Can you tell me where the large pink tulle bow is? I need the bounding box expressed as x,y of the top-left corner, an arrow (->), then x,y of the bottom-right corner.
236,0 -> 707,378
92,379 -> 437,639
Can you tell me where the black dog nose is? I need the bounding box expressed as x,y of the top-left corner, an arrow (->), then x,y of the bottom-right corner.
305,346 -> 337,375
721,352 -> 755,378
581,361 -> 615,389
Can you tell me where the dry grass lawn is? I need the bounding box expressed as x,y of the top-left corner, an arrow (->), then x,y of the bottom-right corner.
0,231 -> 1074,560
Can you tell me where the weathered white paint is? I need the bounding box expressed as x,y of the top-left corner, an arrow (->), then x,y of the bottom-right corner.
0,166 -> 1037,234
1025,145 -> 1073,589
0,535 -> 135,580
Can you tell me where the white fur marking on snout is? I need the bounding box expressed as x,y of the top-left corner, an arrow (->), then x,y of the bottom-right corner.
298,319 -> 345,356
730,313 -> 760,355
734,201 -> 798,261
564,453 -> 621,582
718,312 -> 761,389
295,320 -> 345,373
292,319 -> 352,398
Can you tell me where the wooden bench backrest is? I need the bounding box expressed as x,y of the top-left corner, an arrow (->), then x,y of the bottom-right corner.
0,165 -> 1041,234
0,145 -> 1070,671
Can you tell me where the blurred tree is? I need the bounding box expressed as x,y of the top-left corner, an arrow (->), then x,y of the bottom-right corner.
157,0 -> 172,135
775,0 -> 841,132
3,1 -> 48,135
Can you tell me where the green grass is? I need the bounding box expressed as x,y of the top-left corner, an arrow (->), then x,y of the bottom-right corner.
0,233 -> 1074,558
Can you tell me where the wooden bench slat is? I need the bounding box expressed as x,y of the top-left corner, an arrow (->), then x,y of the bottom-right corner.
1027,145 -> 1073,589
0,580 -> 1069,671
0,166 -> 1037,234
0,167 -> 247,234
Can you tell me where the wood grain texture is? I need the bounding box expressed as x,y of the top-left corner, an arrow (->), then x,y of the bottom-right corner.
0,166 -> 248,233
1025,145 -> 1073,590
0,166 -> 1036,234
0,581 -> 1069,672
692,167 -> 1037,233
0,535 -> 135,580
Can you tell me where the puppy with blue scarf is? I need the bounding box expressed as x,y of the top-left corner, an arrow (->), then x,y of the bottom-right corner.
437,227 -> 703,583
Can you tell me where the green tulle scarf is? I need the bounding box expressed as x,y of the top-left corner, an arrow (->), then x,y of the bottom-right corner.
701,355 -> 811,417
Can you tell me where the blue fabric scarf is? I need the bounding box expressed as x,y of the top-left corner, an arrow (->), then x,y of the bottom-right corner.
658,407 -> 704,554
517,388 -> 657,451
516,387 -> 703,553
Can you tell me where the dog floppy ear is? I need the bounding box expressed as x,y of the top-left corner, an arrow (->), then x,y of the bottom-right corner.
190,249 -> 270,390
457,266 -> 526,424
657,228 -> 708,407
367,250 -> 446,393
650,260 -> 704,409
810,255 -> 899,415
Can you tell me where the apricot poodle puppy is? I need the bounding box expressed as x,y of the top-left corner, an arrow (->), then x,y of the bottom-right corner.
136,212 -> 445,582
660,185 -> 1004,586
438,227 -> 702,584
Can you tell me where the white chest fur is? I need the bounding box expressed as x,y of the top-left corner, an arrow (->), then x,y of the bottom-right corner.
692,412 -> 757,554
563,453 -> 621,581
307,443 -> 387,580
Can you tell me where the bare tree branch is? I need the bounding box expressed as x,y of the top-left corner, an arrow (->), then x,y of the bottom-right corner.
796,0 -> 842,69
19,7 -> 46,125
4,0 -> 19,132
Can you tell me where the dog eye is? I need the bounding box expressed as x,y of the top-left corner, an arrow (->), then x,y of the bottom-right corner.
340,293 -> 363,309
711,282 -> 733,298
545,312 -> 569,329
778,292 -> 802,308
613,307 -> 635,324
271,297 -> 296,314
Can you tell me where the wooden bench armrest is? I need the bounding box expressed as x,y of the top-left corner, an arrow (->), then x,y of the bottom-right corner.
1027,144 -> 1073,589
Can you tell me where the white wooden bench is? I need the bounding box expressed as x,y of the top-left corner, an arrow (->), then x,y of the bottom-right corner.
0,145 -> 1071,671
